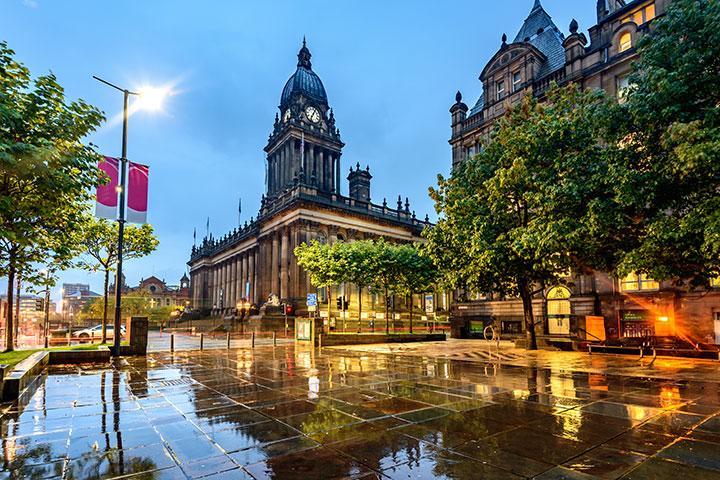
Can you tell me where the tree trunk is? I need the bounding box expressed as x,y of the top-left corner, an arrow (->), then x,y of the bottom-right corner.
384,286 -> 389,335
102,269 -> 109,343
14,275 -> 20,347
519,280 -> 538,350
357,285 -> 362,333
5,264 -> 15,352
409,292 -> 413,334
327,285 -> 332,330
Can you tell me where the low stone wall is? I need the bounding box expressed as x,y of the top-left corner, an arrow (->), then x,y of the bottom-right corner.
1,351 -> 49,401
1,347 -> 112,401
48,347 -> 111,364
320,333 -> 446,347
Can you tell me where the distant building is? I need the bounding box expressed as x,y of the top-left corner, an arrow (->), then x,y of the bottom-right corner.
122,275 -> 191,309
0,295 -> 55,323
448,0 -> 720,348
62,283 -> 101,318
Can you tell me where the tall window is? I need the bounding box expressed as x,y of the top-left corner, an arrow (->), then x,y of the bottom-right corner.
496,80 -> 505,101
619,32 -> 633,53
512,72 -> 522,92
623,3 -> 656,25
620,273 -> 659,292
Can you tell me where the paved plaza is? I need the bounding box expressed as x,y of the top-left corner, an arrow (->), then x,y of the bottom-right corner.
1,341 -> 720,479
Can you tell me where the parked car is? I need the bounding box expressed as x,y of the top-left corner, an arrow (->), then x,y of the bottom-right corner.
72,324 -> 126,342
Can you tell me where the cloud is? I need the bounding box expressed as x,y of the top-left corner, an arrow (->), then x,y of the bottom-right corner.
22,0 -> 38,8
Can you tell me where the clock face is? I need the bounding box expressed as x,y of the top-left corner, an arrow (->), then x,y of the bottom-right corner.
283,110 -> 291,122
305,106 -> 321,123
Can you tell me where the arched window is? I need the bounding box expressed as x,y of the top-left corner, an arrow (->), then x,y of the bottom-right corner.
547,286 -> 571,335
619,32 -> 632,53
547,286 -> 571,316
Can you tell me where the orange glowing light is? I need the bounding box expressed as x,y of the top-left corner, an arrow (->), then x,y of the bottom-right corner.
658,316 -> 669,322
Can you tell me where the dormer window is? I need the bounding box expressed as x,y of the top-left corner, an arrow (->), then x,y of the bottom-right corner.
623,3 -> 656,25
496,80 -> 505,101
512,72 -> 522,92
619,32 -> 632,53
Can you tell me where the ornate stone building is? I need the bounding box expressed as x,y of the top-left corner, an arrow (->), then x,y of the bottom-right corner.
449,0 -> 720,347
189,41 -> 428,316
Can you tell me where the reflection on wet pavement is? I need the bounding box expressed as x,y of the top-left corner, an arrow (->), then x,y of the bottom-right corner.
1,342 -> 719,479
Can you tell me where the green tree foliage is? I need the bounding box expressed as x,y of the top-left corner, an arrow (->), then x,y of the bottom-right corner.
296,238 -> 437,334
75,216 -> 158,342
0,41 -> 104,351
424,85 -> 617,349
613,0 -> 720,285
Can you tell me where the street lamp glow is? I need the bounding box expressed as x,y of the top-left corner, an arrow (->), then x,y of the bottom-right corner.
135,85 -> 171,112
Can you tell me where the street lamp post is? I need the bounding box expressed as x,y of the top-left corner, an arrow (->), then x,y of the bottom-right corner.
94,76 -> 138,356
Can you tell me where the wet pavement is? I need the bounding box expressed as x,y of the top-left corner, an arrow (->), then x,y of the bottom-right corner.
1,341 -> 719,479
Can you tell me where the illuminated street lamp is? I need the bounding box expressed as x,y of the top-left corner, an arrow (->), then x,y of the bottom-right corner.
93,76 -> 169,356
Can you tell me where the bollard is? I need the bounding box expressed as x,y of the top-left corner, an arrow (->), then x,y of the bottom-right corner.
67,331 -> 71,346
318,333 -> 322,349
251,331 -> 255,348
588,344 -> 592,355
226,332 -> 231,350
91,332 -> 95,344
170,333 -> 175,352
273,331 -> 276,347
200,333 -> 204,351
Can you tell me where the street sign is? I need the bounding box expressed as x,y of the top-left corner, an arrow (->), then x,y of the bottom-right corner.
307,293 -> 317,313
424,294 -> 434,313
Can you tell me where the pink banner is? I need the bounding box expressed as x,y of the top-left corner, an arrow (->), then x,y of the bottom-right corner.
127,161 -> 149,224
95,156 -> 119,219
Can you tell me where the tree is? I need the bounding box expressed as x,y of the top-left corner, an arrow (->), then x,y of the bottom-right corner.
75,216 -> 158,343
394,244 -> 437,333
295,240 -> 349,323
345,240 -> 378,332
425,85 -> 618,349
0,42 -> 104,351
611,0 -> 720,285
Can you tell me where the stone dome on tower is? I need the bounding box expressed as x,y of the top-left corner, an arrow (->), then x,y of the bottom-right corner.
280,39 -> 328,109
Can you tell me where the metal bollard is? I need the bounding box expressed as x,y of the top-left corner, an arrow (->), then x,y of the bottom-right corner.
251,331 -> 255,348
91,332 -> 95,344
170,333 -> 174,352
272,331 -> 276,347
588,344 -> 592,355
67,331 -> 71,346
226,332 -> 231,349
200,333 -> 204,351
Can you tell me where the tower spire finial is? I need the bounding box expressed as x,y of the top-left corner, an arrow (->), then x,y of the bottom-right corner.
297,37 -> 312,68
532,0 -> 542,10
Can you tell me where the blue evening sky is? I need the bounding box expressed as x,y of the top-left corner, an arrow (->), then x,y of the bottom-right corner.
2,0 -> 594,306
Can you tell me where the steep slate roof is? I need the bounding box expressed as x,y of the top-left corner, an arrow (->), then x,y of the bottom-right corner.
468,0 -> 565,118
514,0 -> 566,78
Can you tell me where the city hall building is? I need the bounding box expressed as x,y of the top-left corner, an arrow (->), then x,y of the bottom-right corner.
449,0 -> 720,347
188,41 -> 429,317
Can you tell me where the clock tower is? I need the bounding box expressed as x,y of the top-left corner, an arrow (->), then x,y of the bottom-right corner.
264,39 -> 344,199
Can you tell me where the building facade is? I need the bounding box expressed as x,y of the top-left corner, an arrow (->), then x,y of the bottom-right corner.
449,0 -> 720,347
189,42 -> 428,316
122,275 -> 191,309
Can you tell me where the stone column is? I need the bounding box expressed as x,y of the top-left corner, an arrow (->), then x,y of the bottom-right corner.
335,154 -> 341,194
317,149 -> 324,191
280,144 -> 287,190
251,247 -> 258,303
271,232 -> 280,296
280,228 -> 289,300
231,257 -> 238,308
214,265 -> 220,309
237,253 -> 244,302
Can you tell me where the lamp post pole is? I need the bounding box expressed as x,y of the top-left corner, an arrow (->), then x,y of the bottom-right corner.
93,76 -> 139,356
